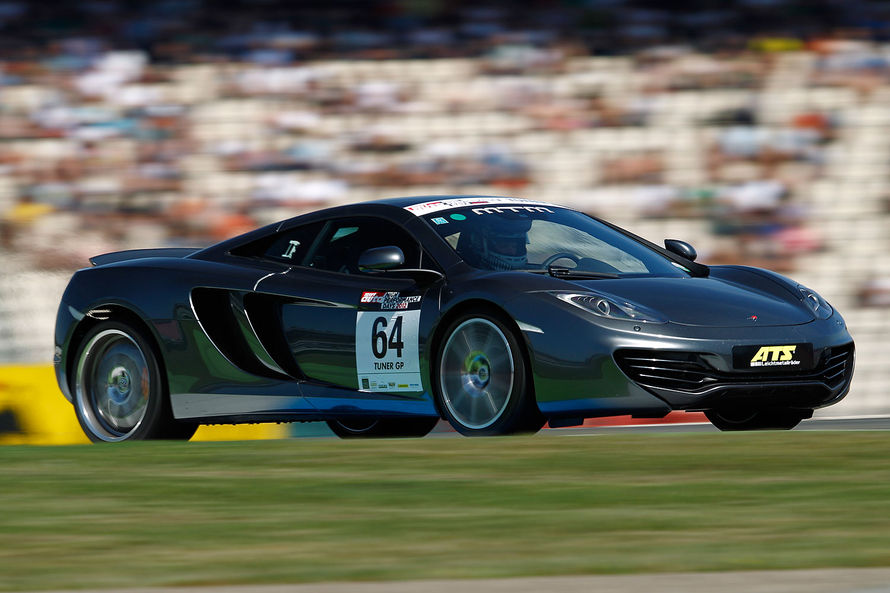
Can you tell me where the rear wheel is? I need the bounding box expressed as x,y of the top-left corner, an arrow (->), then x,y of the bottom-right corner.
73,320 -> 197,442
434,312 -> 543,436
326,417 -> 439,438
705,408 -> 810,431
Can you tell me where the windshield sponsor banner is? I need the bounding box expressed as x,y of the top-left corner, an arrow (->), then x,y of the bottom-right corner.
405,197 -> 560,216
470,205 -> 554,215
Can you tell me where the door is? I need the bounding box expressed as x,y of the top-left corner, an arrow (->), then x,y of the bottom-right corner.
254,215 -> 440,394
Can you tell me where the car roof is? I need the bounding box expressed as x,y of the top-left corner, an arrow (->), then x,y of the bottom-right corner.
366,194 -> 529,208
197,194 -> 573,260
194,196 -> 499,264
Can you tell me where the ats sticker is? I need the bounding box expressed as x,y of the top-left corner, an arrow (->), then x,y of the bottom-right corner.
750,345 -> 798,367
361,291 -> 422,310
732,343 -> 813,370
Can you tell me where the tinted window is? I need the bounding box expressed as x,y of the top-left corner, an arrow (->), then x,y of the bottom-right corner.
423,205 -> 687,277
229,220 -> 324,264
308,217 -> 422,274
263,222 -> 325,264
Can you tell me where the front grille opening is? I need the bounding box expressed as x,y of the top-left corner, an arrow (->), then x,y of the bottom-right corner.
617,352 -> 718,392
615,343 -> 854,395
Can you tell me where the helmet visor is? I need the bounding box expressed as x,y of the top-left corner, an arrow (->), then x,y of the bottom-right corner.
489,235 -> 527,256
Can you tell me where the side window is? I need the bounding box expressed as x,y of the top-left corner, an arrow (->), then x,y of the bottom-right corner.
264,222 -> 324,264
308,217 -> 421,274
230,221 -> 324,265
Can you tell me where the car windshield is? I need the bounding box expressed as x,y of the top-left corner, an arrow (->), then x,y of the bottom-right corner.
422,204 -> 689,277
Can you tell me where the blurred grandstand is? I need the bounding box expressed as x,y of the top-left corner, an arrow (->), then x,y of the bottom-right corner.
2,0 -> 889,416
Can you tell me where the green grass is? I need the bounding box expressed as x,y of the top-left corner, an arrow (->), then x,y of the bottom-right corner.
2,431 -> 890,591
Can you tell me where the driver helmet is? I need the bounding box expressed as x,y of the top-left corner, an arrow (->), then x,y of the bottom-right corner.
477,214 -> 532,271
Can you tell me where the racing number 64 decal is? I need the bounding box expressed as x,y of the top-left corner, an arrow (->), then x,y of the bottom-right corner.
356,309 -> 422,392
372,315 -> 403,358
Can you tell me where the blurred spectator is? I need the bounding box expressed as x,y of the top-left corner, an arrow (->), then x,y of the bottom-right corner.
858,278 -> 890,307
601,151 -> 664,185
0,0 -> 884,277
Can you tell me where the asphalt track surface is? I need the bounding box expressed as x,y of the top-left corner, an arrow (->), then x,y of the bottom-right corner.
22,569 -> 890,593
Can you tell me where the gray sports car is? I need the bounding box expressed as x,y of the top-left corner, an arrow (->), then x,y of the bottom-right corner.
54,196 -> 854,441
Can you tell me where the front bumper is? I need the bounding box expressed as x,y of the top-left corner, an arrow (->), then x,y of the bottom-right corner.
513,292 -> 854,418
615,341 -> 854,411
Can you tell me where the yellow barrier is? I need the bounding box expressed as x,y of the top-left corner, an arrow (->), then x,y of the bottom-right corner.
0,365 -> 288,445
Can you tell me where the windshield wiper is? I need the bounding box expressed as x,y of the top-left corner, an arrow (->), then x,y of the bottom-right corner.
522,267 -> 620,279
546,266 -> 619,279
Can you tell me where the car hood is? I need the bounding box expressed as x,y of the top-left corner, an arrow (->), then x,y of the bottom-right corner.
568,276 -> 813,327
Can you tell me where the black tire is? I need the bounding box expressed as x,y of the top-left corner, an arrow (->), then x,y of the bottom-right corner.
433,312 -> 544,436
326,417 -> 439,439
705,408 -> 811,431
72,320 -> 197,442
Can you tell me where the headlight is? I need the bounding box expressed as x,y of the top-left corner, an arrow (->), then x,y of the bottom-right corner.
555,292 -> 667,323
797,285 -> 833,320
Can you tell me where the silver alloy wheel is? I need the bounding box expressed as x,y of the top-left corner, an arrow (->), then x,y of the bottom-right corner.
439,318 -> 515,430
75,329 -> 151,442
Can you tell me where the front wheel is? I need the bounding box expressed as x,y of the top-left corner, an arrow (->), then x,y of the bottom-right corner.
73,320 -> 197,442
326,417 -> 439,438
434,313 -> 543,436
705,408 -> 811,431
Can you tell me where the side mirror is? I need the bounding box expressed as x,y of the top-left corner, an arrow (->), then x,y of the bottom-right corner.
358,246 -> 405,271
664,239 -> 697,261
